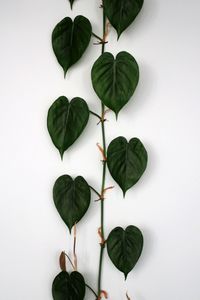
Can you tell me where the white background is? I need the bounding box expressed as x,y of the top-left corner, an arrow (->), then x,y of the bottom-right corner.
0,0 -> 200,299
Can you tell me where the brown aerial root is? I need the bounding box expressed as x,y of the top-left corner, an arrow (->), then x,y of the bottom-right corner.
73,223 -> 77,271
97,108 -> 110,125
103,20 -> 111,43
102,186 -> 114,198
97,143 -> 107,162
95,186 -> 114,202
98,227 -> 106,245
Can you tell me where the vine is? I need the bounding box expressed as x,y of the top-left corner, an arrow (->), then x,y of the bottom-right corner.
97,8 -> 107,297
47,0 -> 147,299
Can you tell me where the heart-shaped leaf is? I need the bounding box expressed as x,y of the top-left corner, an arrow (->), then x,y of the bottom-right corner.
104,0 -> 144,38
52,271 -> 85,300
47,96 -> 89,158
107,226 -> 143,279
91,51 -> 139,117
53,175 -> 91,232
52,16 -> 92,76
107,137 -> 147,196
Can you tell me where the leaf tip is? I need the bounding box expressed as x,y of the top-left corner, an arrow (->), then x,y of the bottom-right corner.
68,223 -> 75,234
115,112 -> 119,120
59,150 -> 64,160
69,0 -> 73,9
117,31 -> 122,40
122,189 -> 126,198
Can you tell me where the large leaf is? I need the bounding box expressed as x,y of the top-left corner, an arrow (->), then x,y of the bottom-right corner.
91,51 -> 139,117
52,271 -> 85,300
104,0 -> 144,38
53,175 -> 91,232
107,226 -> 143,279
52,16 -> 92,75
47,96 -> 89,158
107,137 -> 147,196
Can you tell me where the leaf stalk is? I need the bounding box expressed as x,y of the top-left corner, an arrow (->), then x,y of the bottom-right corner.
85,284 -> 98,298
89,110 -> 102,120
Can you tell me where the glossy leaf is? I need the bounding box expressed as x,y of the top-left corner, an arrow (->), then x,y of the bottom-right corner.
104,0 -> 144,38
52,16 -> 92,75
107,137 -> 147,196
107,226 -> 143,279
91,51 -> 139,117
53,175 -> 91,232
47,96 -> 89,158
52,271 -> 85,300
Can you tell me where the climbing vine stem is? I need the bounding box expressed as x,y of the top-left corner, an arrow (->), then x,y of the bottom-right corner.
50,0 -> 147,299
97,3 -> 107,297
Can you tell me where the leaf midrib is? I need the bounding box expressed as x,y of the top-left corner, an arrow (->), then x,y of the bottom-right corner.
124,142 -> 129,193
118,0 -> 125,35
62,102 -> 71,153
70,21 -> 75,47
112,60 -> 117,99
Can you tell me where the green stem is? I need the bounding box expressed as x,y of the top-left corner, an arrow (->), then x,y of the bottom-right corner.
101,3 -> 106,56
97,3 -> 107,297
64,252 -> 75,270
85,284 -> 98,298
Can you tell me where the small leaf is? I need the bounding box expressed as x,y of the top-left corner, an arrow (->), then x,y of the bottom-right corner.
107,137 -> 147,196
107,226 -> 143,279
91,51 -> 139,117
53,175 -> 91,232
59,252 -> 66,272
47,96 -> 89,158
52,271 -> 85,300
104,0 -> 144,38
52,16 -> 92,75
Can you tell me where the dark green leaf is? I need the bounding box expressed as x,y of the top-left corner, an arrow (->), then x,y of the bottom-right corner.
107,137 -> 147,196
53,175 -> 91,232
52,271 -> 85,300
47,96 -> 89,158
91,51 -> 139,117
52,16 -> 92,76
107,226 -> 143,279
104,0 -> 144,38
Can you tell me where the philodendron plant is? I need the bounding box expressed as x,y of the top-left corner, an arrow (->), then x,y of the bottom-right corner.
47,0 -> 147,299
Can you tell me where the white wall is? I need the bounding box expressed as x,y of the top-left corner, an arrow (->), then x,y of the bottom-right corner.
0,0 -> 200,299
